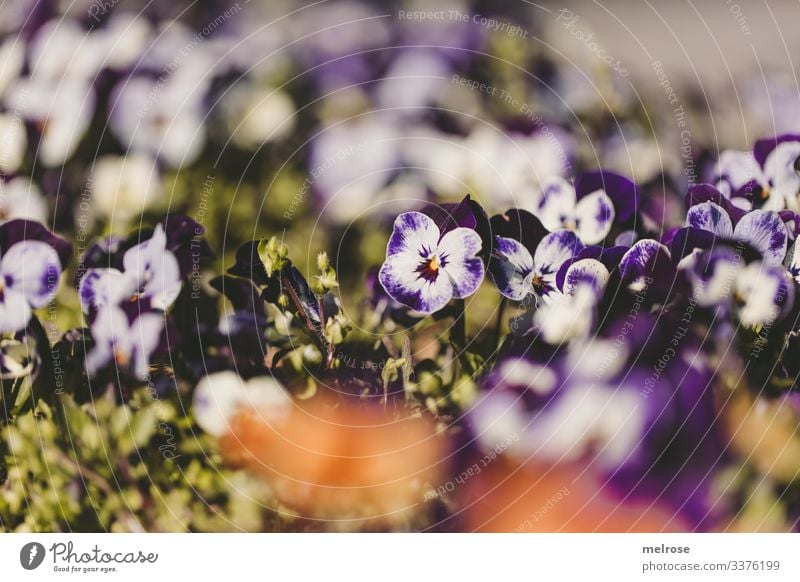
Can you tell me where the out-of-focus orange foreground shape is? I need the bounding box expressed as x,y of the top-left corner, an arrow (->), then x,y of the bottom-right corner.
220,396 -> 447,525
462,461 -> 690,532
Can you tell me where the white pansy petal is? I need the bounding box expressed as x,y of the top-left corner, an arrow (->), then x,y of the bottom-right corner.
536,176 -> 577,232
764,141 -> 800,208
533,290 -> 595,344
533,230 -> 584,276
575,189 -> 615,244
687,250 -> 742,307
733,209 -> 788,265
86,307 -> 130,376
385,211 -> 440,258
130,313 -> 164,380
685,202 -> 734,238
123,223 -> 168,275
78,268 -> 132,313
490,236 -> 534,301
714,150 -> 763,191
378,251 -> 454,314
0,290 -> 32,333
438,227 -> 485,299
1,240 -> 61,308
143,251 -> 183,310
736,263 -> 792,326
563,259 -> 609,298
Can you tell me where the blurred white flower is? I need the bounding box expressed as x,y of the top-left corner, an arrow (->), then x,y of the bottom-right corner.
7,77 -> 95,167
94,12 -> 153,70
0,177 -> 47,223
28,18 -> 105,82
110,75 -> 207,168
311,115 -> 402,222
91,154 -> 161,227
0,37 -> 24,99
0,112 -> 26,174
224,83 -> 296,149
193,371 -> 291,436
376,50 -> 451,114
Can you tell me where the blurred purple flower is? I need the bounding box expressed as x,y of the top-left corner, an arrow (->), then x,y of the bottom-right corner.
80,224 -> 181,314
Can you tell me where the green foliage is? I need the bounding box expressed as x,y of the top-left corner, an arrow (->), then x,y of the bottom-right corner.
0,392 -> 279,532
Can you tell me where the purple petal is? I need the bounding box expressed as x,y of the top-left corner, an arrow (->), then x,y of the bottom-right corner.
753,134 -> 800,167
0,219 -> 72,267
668,227 -> 720,263
620,239 -> 672,292
732,209 -> 787,265
575,189 -> 614,244
536,176 -> 577,232
489,236 -> 534,301
575,170 -> 638,222
489,209 -> 548,256
438,227 -> 485,299
385,211 -> 440,258
122,224 -> 183,309
422,195 -> 484,237
685,184 -> 747,224
0,240 -> 61,308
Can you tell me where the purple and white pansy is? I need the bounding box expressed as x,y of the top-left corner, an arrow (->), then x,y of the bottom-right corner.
685,201 -> 788,265
0,220 -> 70,333
535,176 -> 615,245
378,211 -> 484,314
713,134 -> 800,211
490,230 -> 584,302
533,258 -> 610,344
84,305 -> 164,380
0,239 -> 61,333
684,248 -> 794,327
79,224 -> 182,314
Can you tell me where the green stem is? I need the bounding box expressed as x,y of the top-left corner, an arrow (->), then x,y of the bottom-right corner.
493,297 -> 507,350
451,298 -> 466,350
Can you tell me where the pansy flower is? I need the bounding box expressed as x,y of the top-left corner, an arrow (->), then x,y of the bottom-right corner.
490,230 -> 583,302
533,258 -> 610,343
0,220 -> 70,333
683,248 -> 793,327
79,224 -> 182,314
535,176 -> 615,245
379,211 -> 484,314
85,305 -> 164,380
534,171 -> 639,245
684,200 -> 788,265
713,134 -> 800,211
